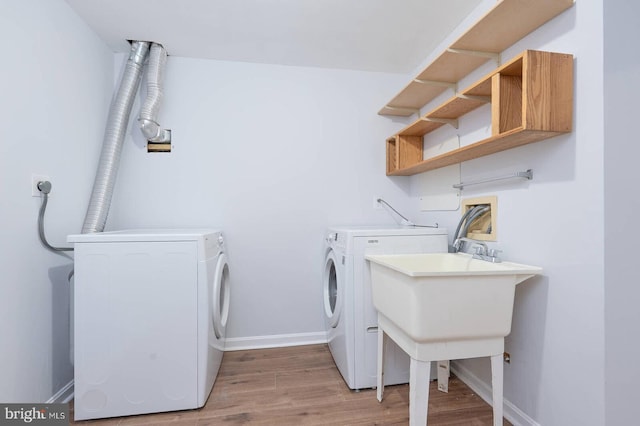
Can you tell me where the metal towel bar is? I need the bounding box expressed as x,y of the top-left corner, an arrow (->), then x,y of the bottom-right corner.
453,169 -> 533,190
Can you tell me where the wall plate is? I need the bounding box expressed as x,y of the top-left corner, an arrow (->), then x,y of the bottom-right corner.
461,196 -> 497,241
31,174 -> 50,197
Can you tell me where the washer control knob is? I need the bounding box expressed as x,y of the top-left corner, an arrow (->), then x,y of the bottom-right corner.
218,235 -> 224,245
326,233 -> 338,244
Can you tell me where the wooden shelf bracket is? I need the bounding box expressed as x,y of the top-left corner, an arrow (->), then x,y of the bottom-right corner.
413,79 -> 457,91
383,105 -> 421,116
421,117 -> 459,129
447,48 -> 501,65
457,94 -> 491,103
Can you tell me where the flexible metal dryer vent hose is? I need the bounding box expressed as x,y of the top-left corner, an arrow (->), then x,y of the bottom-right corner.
81,41 -> 150,234
139,43 -> 171,143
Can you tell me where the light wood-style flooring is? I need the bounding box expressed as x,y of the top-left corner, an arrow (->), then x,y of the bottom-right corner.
70,344 -> 510,425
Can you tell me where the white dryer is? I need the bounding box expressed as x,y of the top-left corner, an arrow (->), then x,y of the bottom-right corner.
323,226 -> 447,390
68,229 -> 230,420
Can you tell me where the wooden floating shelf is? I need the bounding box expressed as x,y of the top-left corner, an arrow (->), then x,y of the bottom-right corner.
386,50 -> 574,176
379,0 -> 575,117
388,128 -> 564,176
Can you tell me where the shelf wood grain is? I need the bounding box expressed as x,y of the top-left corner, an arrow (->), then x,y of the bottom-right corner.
451,0 -> 575,53
379,0 -> 574,116
386,50 -> 574,176
388,128 -> 565,176
429,96 -> 487,120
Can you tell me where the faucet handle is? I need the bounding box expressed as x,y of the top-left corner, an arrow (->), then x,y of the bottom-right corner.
487,248 -> 503,262
473,245 -> 487,256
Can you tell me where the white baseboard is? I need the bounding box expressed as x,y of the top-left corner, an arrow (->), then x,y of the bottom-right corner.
225,331 -> 327,351
46,380 -> 74,404
451,362 -> 540,426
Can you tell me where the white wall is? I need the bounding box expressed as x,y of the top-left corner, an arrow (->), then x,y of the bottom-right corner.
407,0 -> 606,424
2,2 -> 625,421
0,0 -> 113,402
603,0 -> 640,423
105,57 -> 412,341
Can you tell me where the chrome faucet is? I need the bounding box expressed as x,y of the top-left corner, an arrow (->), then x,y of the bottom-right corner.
452,237 -> 502,263
451,203 -> 501,262
453,237 -> 486,254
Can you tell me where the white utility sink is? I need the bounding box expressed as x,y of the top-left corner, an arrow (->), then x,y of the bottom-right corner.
366,252 -> 542,426
366,252 -> 541,356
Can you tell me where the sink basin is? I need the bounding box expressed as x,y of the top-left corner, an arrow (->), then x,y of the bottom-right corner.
365,253 -> 542,360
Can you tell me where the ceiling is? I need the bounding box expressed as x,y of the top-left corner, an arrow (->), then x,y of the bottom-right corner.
64,0 -> 483,74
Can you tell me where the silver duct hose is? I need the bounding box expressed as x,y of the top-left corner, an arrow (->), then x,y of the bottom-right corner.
81,41 -> 150,233
451,204 -> 490,252
460,205 -> 490,237
139,43 -> 171,143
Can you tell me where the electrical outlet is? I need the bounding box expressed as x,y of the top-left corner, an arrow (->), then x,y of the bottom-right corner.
31,174 -> 50,197
373,196 -> 383,210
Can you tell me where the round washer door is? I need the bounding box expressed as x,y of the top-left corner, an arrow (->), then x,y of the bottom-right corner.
323,249 -> 342,328
212,253 -> 230,339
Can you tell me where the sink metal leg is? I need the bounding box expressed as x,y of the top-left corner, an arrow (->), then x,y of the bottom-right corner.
409,357 -> 431,426
377,326 -> 385,402
491,354 -> 504,426
437,360 -> 450,393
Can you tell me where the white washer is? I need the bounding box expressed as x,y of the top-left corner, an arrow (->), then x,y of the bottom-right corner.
68,229 -> 230,420
323,225 -> 447,390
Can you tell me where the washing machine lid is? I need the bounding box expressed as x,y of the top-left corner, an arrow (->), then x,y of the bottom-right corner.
68,228 -> 221,243
328,225 -> 447,238
328,225 -> 447,255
